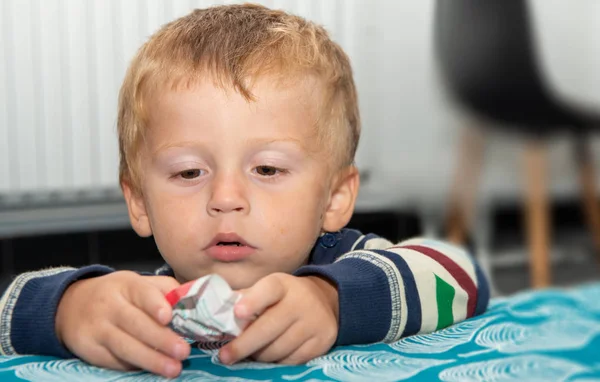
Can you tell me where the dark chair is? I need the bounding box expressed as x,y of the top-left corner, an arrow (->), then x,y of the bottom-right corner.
434,0 -> 600,288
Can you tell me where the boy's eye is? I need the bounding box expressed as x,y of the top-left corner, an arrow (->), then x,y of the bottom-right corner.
255,166 -> 280,176
179,169 -> 201,179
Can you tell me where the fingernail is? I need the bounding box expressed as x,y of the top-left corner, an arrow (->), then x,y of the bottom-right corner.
219,349 -> 232,365
235,304 -> 248,318
164,361 -> 179,378
158,308 -> 170,324
174,343 -> 188,359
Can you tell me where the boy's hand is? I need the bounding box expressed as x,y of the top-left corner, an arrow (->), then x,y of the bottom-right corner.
219,273 -> 339,365
55,271 -> 191,378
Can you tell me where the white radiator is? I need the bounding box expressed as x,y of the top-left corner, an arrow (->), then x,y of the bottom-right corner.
0,0 -> 366,198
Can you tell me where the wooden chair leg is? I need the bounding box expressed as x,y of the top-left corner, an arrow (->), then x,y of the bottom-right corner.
575,137 -> 600,264
445,126 -> 485,245
523,141 -> 551,288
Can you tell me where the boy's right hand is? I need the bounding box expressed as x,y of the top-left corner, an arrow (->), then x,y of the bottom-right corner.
55,271 -> 191,378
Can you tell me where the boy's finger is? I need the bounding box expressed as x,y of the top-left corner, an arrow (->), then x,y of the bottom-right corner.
145,276 -> 182,295
116,305 -> 190,361
234,276 -> 286,320
127,282 -> 174,325
278,338 -> 320,365
250,321 -> 307,363
219,304 -> 293,365
80,343 -> 136,371
102,326 -> 183,378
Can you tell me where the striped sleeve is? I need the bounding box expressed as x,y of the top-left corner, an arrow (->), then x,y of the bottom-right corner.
294,236 -> 490,345
0,265 -> 114,357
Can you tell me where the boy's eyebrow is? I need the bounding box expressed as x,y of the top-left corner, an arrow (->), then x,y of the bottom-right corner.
153,138 -> 309,153
244,137 -> 307,148
152,141 -> 206,155
241,137 -> 316,156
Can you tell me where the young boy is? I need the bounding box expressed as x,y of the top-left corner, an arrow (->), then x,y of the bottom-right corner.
0,4 -> 489,379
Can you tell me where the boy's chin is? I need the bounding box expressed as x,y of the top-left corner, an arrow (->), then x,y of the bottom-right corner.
216,272 -> 262,291
173,268 -> 261,290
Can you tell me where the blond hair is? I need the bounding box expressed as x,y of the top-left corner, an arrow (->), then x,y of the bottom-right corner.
118,3 -> 360,192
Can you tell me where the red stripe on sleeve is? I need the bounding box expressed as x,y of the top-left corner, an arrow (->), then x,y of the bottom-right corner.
394,244 -> 477,318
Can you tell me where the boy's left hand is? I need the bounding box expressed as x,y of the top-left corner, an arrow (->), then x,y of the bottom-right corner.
218,273 -> 339,365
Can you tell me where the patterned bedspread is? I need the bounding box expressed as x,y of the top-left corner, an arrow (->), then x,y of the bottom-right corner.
1,283 -> 599,381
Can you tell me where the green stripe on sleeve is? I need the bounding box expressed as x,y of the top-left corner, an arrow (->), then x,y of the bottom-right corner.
435,274 -> 455,330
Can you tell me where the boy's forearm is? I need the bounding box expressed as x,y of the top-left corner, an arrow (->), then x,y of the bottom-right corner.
295,237 -> 490,345
305,275 -> 339,323
0,265 -> 114,357
295,257 -> 393,345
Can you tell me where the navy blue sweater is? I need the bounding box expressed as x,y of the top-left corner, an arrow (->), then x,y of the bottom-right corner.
0,229 -> 489,357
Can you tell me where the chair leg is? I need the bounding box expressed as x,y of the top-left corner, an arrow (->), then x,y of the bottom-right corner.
574,137 -> 600,264
523,141 -> 551,288
445,126 -> 485,245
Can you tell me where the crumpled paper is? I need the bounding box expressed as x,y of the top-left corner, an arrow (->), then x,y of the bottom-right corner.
166,274 -> 248,342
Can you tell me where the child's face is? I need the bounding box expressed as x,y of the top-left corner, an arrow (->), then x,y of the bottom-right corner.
124,77 -> 352,289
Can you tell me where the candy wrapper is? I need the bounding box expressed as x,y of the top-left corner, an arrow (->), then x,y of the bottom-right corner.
166,274 -> 248,343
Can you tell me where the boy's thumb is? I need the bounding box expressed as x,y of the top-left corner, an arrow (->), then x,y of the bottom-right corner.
147,275 -> 182,295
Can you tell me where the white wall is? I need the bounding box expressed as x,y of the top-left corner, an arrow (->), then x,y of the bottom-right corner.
356,0 -> 600,211
1,0 -> 600,213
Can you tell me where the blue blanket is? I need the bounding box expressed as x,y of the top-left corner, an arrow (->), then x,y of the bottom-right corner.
1,283 -> 599,381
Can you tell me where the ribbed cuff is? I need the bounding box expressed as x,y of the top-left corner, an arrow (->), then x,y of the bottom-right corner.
474,261 -> 490,316
294,258 -> 391,346
10,265 -> 114,358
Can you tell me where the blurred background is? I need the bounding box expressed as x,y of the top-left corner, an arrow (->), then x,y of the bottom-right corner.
1,0 -> 599,295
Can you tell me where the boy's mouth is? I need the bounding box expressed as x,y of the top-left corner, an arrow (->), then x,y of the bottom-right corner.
205,233 -> 255,262
217,242 -> 242,246
207,233 -> 252,248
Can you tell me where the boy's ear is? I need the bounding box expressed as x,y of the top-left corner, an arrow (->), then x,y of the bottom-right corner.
322,166 -> 360,232
122,181 -> 153,237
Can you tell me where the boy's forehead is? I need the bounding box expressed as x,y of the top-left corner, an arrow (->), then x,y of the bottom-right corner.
146,74 -> 325,126
143,75 -> 328,148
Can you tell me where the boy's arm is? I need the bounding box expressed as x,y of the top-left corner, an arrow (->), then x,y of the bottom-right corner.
294,236 -> 490,345
0,265 -> 114,357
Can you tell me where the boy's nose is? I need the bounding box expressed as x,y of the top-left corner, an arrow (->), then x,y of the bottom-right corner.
207,173 -> 250,216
